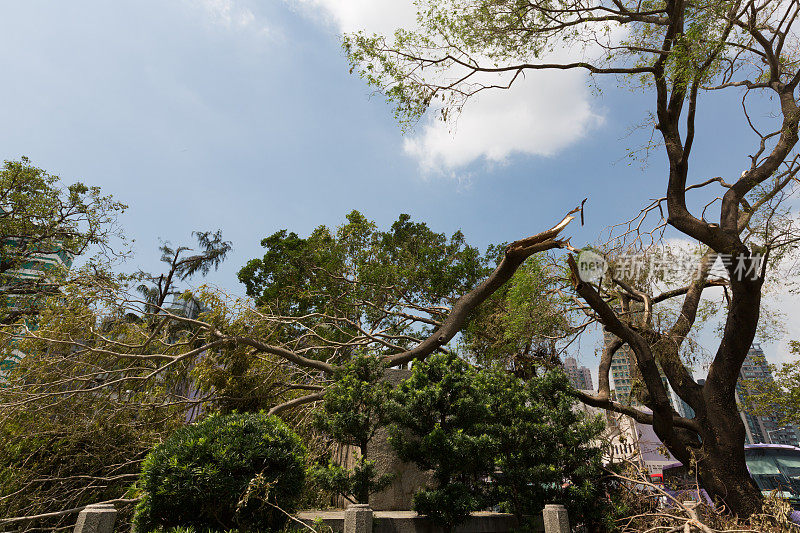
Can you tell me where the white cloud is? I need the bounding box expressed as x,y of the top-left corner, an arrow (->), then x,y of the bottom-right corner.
290,0 -> 417,35
289,0 -> 604,174
404,72 -> 603,172
194,0 -> 265,32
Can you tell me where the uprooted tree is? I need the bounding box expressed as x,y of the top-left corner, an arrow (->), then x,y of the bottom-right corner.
341,0 -> 800,518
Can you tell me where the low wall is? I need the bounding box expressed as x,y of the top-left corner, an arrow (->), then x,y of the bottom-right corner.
295,510 -> 544,533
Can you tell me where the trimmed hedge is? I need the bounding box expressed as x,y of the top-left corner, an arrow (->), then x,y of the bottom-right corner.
133,412 -> 306,532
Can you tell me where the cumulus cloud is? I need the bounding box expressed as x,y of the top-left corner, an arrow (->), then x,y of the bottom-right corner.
289,0 -> 605,174
404,73 -> 603,172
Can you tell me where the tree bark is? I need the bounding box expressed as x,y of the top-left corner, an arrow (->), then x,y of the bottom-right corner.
692,405 -> 762,517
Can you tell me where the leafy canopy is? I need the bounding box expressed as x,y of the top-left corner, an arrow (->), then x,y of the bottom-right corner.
387,353 -> 609,531
0,157 -> 125,324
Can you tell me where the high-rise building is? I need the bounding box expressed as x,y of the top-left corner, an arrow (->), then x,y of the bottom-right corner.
564,356 -> 593,391
674,392 -> 695,419
605,301 -> 675,408
735,344 -> 799,446
0,229 -> 74,371
608,341 -> 674,409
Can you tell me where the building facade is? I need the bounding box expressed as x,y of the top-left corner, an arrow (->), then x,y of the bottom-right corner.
735,343 -> 799,446
608,340 -> 675,410
564,356 -> 593,391
574,401 -> 677,480
0,236 -> 74,372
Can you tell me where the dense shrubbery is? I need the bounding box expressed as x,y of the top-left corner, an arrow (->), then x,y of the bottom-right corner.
132,412 -> 306,533
311,354 -> 394,504
387,353 -> 611,531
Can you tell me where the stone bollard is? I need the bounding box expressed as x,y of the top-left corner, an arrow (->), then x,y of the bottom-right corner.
542,503 -> 570,533
344,503 -> 373,533
73,503 -> 117,533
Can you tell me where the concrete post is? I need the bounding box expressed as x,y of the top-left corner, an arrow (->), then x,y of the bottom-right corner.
344,503 -> 373,533
73,503 -> 117,533
542,503 -> 570,533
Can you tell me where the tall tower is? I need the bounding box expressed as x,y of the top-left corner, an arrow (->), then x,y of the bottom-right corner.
735,344 -> 799,446
607,338 -> 675,409
604,300 -> 674,407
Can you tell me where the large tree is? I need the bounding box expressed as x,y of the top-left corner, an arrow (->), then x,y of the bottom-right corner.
342,0 -> 800,517
0,157 -> 125,327
0,230 -> 231,531
0,205 -> 578,524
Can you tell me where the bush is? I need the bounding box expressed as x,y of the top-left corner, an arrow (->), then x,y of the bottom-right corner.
311,354 -> 393,504
133,412 -> 306,532
387,353 -> 609,531
387,353 -> 495,531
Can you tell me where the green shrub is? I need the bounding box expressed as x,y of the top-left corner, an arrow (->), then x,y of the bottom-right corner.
388,353 -> 609,531
311,354 -> 394,504
133,412 -> 306,532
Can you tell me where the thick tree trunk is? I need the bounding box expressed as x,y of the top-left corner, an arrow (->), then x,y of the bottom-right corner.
660,377 -> 763,518
697,449 -> 762,518
656,272 -> 765,518
694,414 -> 762,517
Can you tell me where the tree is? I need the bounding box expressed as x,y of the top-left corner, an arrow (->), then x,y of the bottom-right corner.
343,0 -> 800,517
387,353 -> 609,532
387,353 -> 496,532
461,253 -> 574,375
0,231 -> 230,531
0,157 -> 125,324
0,158 -> 124,373
311,354 -> 394,504
230,210 -> 498,410
0,205 -> 581,524
742,340 -> 800,427
136,230 -> 231,319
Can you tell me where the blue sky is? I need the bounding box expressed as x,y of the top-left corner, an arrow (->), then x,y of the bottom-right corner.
1,0 -> 796,375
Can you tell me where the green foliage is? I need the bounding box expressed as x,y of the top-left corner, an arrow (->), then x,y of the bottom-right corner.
311,355 -> 394,503
491,368 -> 612,530
315,355 -> 391,449
238,210 -> 489,355
0,157 -> 125,325
387,353 -> 493,530
741,341 -> 800,427
132,412 -> 306,533
461,254 -> 571,372
387,353 -> 609,531
342,0 -> 772,129
223,211 -> 490,413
